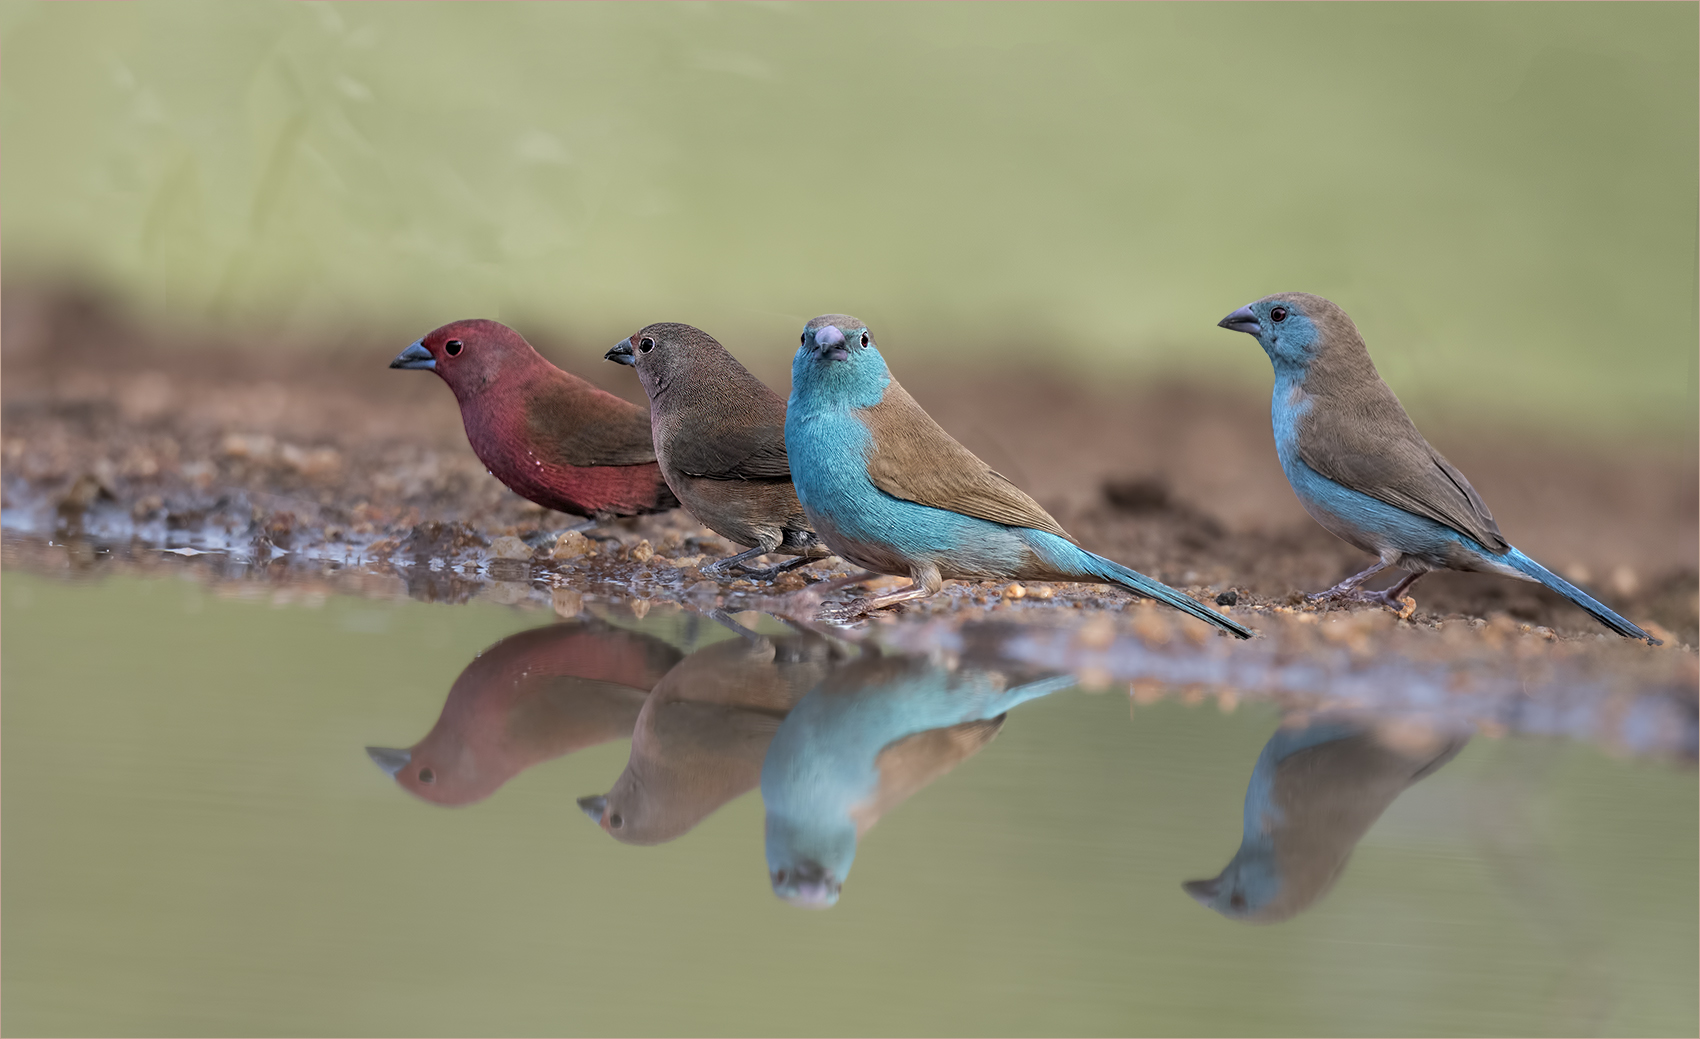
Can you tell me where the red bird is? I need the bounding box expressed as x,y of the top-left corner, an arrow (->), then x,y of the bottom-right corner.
391,319 -> 679,521
366,619 -> 684,806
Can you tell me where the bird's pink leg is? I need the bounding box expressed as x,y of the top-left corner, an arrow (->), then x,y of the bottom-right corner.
808,570 -> 882,596
1310,560 -> 1423,612
814,566 -> 942,622
858,583 -> 933,611
1308,560 -> 1391,602
1365,570 -> 1424,609
848,566 -> 942,612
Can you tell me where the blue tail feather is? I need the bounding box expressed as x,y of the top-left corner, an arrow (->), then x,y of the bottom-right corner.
1501,547 -> 1658,644
997,674 -> 1083,714
1031,535 -> 1255,639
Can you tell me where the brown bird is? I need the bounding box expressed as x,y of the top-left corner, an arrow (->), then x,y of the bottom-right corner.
606,322 -> 823,579
365,619 -> 683,806
577,612 -> 849,845
392,319 -> 678,524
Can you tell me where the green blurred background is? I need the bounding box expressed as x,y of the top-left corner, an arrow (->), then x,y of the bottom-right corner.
2,1 -> 1696,434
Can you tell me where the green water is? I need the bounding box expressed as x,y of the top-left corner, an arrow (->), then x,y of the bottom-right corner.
2,2 -> 1696,435
3,571 -> 1694,1036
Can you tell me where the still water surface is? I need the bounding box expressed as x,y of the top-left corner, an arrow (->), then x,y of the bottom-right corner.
3,572 -> 1695,1036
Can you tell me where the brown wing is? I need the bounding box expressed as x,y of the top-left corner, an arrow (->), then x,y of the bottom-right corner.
525,380 -> 661,468
848,717 -> 1006,837
860,380 -> 1075,543
665,416 -> 793,481
1296,378 -> 1506,551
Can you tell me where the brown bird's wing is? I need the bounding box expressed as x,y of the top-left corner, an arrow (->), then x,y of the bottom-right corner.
665,415 -> 794,481
859,381 -> 1076,543
1296,378 -> 1506,551
849,716 -> 1006,837
525,380 -> 661,468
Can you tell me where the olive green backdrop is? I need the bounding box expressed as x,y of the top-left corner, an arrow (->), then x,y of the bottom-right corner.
3,573 -> 1696,1035
2,2 -> 1695,434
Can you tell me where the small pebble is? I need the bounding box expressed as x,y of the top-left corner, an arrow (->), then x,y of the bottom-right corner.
552,587 -> 583,618
489,535 -> 531,560
551,531 -> 595,560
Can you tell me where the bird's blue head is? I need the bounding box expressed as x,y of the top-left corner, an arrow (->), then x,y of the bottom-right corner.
765,813 -> 857,909
1182,848 -> 1283,922
791,314 -> 891,411
1217,293 -> 1331,372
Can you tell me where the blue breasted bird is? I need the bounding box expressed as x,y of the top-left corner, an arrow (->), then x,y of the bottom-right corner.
1219,293 -> 1657,643
1184,713 -> 1468,923
761,654 -> 1075,908
783,315 -> 1254,638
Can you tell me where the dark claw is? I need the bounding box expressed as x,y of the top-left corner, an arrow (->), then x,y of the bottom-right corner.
736,557 -> 814,582
816,598 -> 874,624
1308,587 -> 1409,611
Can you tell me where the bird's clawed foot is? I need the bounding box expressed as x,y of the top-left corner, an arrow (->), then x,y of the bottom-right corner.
1307,586 -> 1390,606
1307,571 -> 1422,619
1305,588 -> 1414,612
813,582 -> 932,623
702,545 -> 807,582
815,597 -> 878,624
726,556 -> 815,583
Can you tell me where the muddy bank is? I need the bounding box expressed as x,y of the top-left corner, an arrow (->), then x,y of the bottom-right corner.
4,287 -> 1695,644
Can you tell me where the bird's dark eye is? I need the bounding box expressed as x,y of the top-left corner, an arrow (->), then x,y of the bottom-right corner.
859,332 -> 870,348
775,869 -> 788,884
444,340 -> 464,357
800,333 -> 807,345
608,813 -> 624,829
1229,891 -> 1246,909
1269,307 -> 1288,323
418,768 -> 436,784
639,337 -> 654,353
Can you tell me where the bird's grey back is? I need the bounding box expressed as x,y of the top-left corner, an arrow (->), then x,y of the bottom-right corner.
1290,295 -> 1506,550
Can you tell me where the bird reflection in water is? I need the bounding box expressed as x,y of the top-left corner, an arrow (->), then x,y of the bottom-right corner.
761,655 -> 1075,908
577,612 -> 855,844
365,619 -> 682,805
1183,712 -> 1469,923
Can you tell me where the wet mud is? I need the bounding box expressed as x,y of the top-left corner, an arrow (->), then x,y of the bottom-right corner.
4,286 -> 1697,653
5,287 -> 1697,763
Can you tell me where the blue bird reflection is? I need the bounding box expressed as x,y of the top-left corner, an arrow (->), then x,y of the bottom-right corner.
366,608 -> 1492,920
1183,712 -> 1469,923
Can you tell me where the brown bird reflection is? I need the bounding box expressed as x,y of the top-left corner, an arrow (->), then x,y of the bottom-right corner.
1183,712 -> 1469,923
366,619 -> 683,805
578,612 -> 855,845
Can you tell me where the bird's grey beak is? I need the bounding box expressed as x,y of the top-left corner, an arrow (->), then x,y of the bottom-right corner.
774,860 -> 841,908
576,794 -> 608,823
389,341 -> 436,370
810,325 -> 850,363
366,746 -> 411,777
605,338 -> 636,366
780,884 -> 840,909
1218,305 -> 1261,336
1182,877 -> 1221,906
